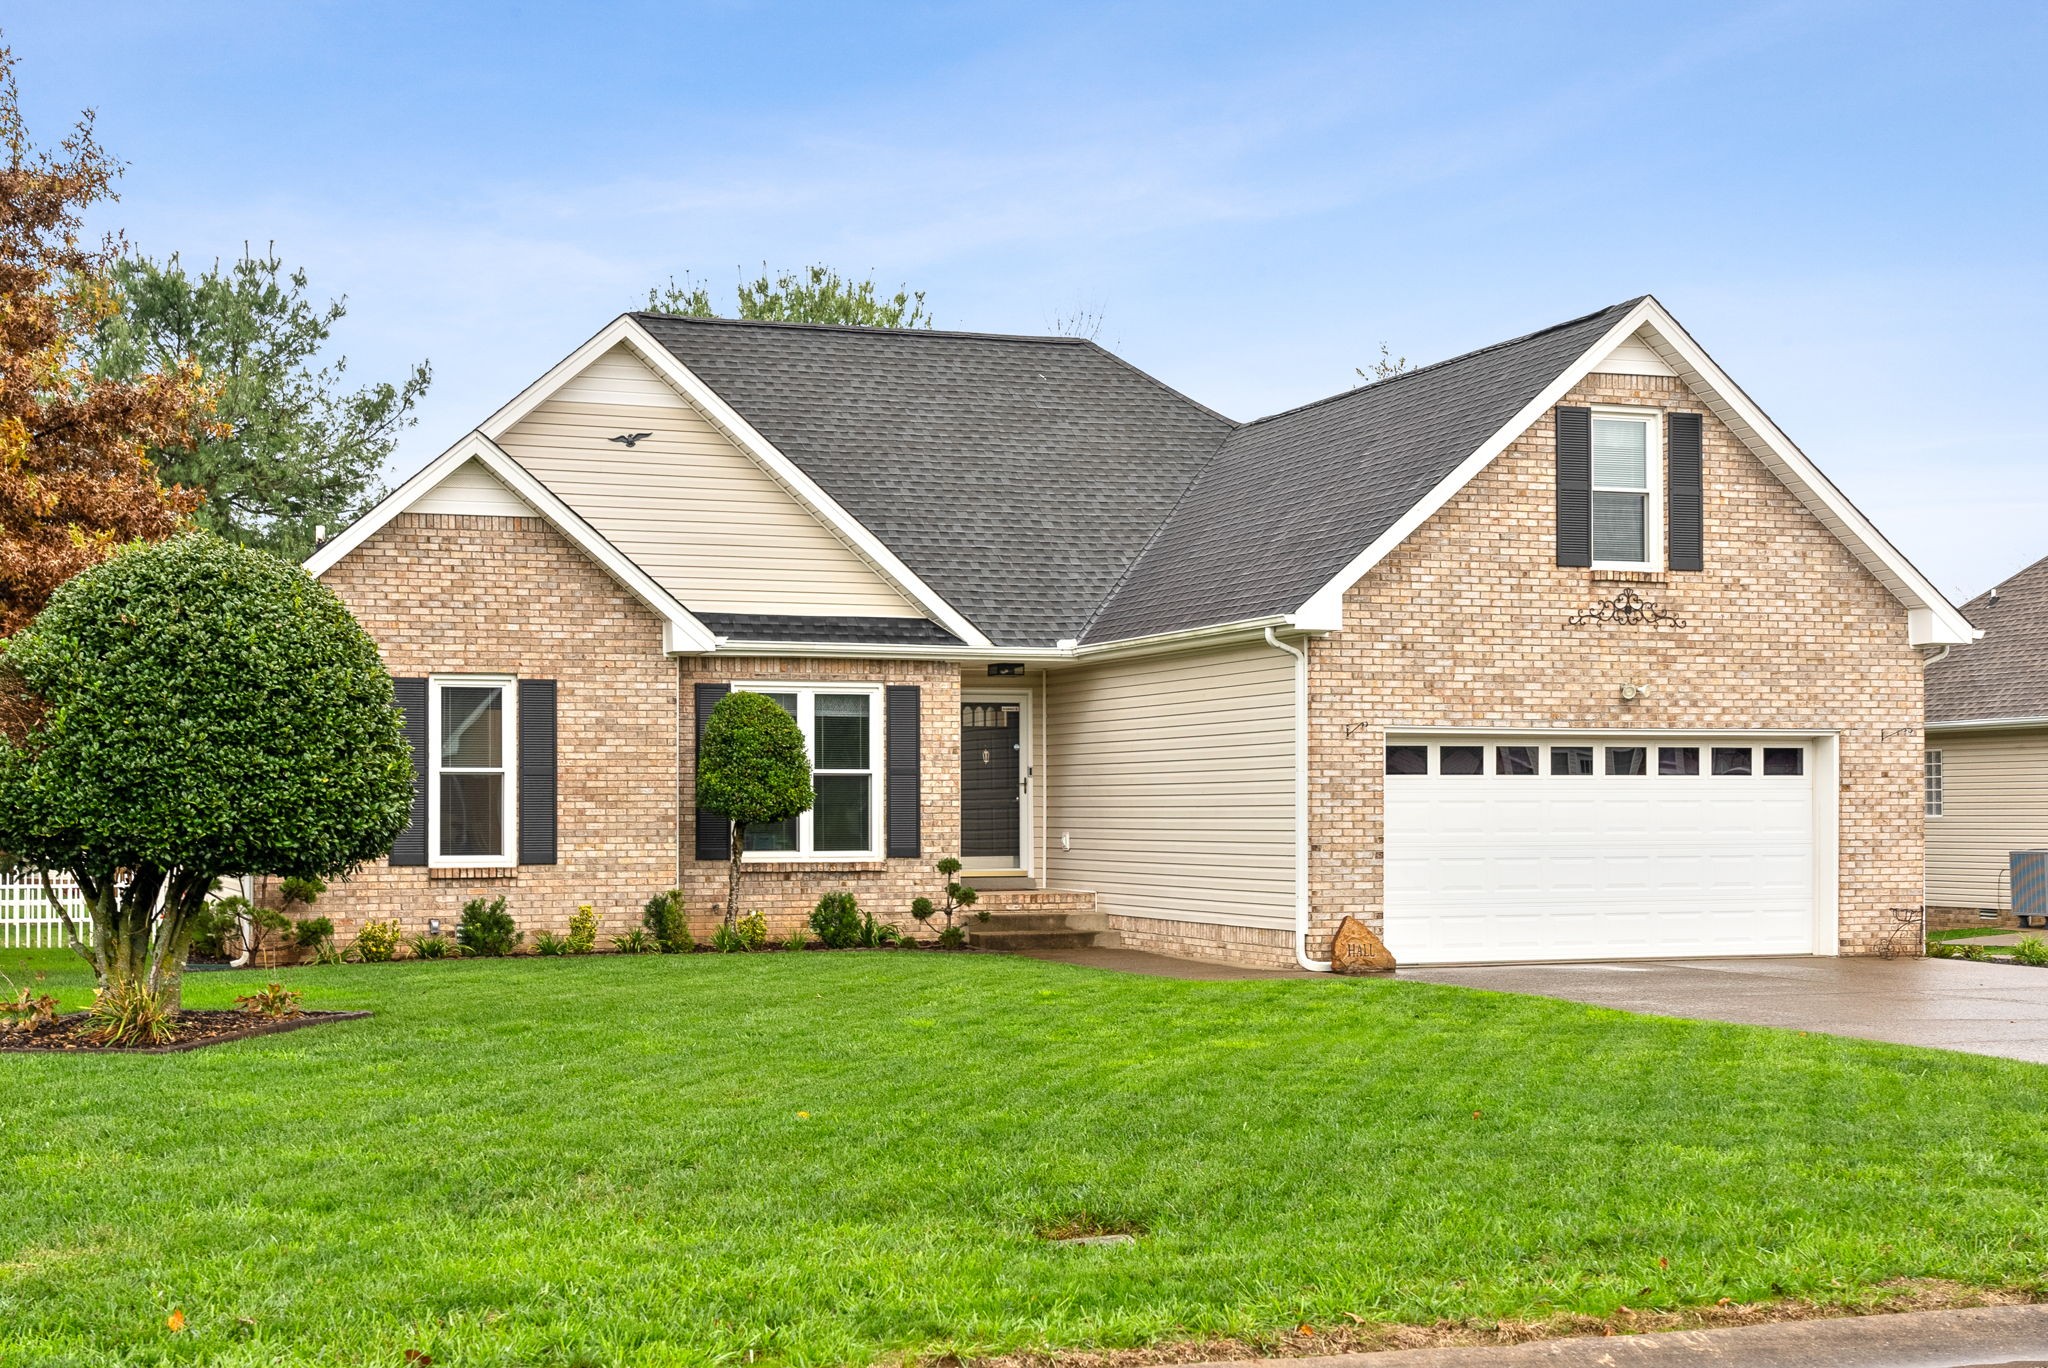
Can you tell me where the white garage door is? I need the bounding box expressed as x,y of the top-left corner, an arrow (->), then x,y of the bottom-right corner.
1383,736 -> 1821,965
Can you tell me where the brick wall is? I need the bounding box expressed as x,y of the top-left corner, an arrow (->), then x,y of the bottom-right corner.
317,512 -> 680,944
316,513 -> 962,948
1302,371 -> 1927,959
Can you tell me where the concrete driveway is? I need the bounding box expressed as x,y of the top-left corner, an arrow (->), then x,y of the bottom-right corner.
1402,956 -> 2048,1064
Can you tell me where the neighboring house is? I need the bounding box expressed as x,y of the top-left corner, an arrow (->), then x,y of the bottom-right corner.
306,295 -> 1976,969
1925,554 -> 2048,928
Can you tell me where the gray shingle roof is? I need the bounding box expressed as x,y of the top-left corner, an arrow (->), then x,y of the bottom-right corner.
1081,300 -> 1643,642
636,314 -> 1234,648
694,612 -> 961,647
635,301 -> 1641,648
1928,554 -> 2048,724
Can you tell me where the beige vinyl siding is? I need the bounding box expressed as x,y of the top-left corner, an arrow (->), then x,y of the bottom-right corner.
411,458 -> 535,517
1926,727 -> 2048,909
1045,641 -> 1297,928
496,345 -> 921,618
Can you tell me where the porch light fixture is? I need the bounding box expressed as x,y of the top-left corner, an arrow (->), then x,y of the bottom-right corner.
987,663 -> 1025,677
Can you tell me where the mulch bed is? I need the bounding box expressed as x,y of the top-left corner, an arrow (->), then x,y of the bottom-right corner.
0,1009 -> 371,1054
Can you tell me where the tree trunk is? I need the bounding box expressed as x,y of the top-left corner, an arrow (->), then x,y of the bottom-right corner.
726,821 -> 743,928
71,862 -> 216,1043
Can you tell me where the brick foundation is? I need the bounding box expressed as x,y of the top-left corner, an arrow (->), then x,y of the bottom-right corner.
1106,914 -> 1297,969
1928,904 -> 2016,932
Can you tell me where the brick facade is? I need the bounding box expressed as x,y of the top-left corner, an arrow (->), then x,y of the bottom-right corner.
1301,372 -> 1927,960
316,513 -> 960,948
1106,914 -> 1297,969
316,513 -> 681,944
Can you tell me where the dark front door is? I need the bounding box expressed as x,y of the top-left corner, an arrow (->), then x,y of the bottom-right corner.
960,700 -> 1022,864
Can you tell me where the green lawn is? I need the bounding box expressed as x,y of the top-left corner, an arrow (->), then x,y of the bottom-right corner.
5,948 -> 2048,1367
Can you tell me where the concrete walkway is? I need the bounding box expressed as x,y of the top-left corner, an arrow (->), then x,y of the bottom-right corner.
1403,956 -> 2048,1063
1192,1304 -> 2048,1366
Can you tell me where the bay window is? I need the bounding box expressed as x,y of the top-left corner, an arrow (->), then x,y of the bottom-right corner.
735,685 -> 882,858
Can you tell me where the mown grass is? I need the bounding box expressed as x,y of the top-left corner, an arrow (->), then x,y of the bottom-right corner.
5,947 -> 2048,1366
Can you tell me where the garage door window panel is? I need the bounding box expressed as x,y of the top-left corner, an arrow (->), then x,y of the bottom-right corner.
1440,745 -> 1484,776
1386,745 -> 1428,775
1496,745 -> 1539,776
1551,745 -> 1595,775
1658,746 -> 1700,776
1762,747 -> 1804,776
1712,747 -> 1753,776
1606,746 -> 1648,776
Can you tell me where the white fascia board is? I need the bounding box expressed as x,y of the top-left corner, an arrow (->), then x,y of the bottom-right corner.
692,614 -> 1321,664
305,431 -> 719,653
479,315 -> 994,649
1292,297 -> 1981,647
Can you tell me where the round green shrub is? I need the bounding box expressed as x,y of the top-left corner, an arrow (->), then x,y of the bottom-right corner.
809,891 -> 863,949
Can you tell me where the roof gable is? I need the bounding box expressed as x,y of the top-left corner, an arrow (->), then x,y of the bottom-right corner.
494,343 -> 926,620
634,313 -> 1235,648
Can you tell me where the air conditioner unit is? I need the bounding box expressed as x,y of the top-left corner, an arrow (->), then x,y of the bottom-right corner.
2013,850 -> 2048,929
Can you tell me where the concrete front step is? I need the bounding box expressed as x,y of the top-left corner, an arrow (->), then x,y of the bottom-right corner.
974,890 -> 1097,912
968,927 -> 1111,952
974,910 -> 1110,933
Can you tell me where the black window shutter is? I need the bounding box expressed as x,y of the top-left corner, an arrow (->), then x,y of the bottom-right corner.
1667,411 -> 1704,572
390,677 -> 429,866
884,685 -> 921,859
1555,405 -> 1592,567
517,679 -> 558,865
693,683 -> 732,861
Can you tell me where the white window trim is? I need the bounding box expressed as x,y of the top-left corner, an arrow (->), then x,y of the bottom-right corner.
427,674 -> 518,868
1590,405 -> 1664,572
731,682 -> 885,862
1925,748 -> 1944,818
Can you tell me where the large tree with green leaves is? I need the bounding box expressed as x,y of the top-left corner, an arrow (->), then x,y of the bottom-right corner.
0,534 -> 415,1043
695,691 -> 814,927
85,247 -> 431,560
646,264 -> 931,328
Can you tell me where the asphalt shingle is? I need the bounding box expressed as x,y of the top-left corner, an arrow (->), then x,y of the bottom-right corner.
693,613 -> 962,647
1928,554 -> 2048,723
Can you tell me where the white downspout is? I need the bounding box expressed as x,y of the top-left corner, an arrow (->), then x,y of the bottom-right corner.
1265,628 -> 1330,972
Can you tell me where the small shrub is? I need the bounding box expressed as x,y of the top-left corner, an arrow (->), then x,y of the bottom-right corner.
2014,937 -> 2048,967
611,928 -> 658,954
354,919 -> 401,963
533,931 -> 570,957
709,922 -> 749,954
187,900 -> 238,961
781,927 -> 808,952
567,903 -> 599,954
294,916 -> 335,949
1962,943 -> 1992,962
1927,940 -> 1960,958
235,982 -> 303,1020
936,925 -> 966,949
643,889 -> 693,953
857,909 -> 902,948
735,910 -> 768,950
406,933 -> 455,960
910,856 -> 979,941
458,896 -> 521,957
313,937 -> 345,966
809,891 -> 863,949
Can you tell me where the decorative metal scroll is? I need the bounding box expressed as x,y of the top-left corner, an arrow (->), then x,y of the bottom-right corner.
1567,587 -> 1686,628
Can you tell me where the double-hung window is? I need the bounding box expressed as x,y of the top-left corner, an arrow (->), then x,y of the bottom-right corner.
429,676 -> 516,866
736,686 -> 882,858
1591,409 -> 1661,569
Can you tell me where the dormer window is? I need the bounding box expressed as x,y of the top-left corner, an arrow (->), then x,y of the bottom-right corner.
1590,409 -> 1662,569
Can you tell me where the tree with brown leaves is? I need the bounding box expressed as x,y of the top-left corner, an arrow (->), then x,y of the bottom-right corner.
0,45 -> 208,634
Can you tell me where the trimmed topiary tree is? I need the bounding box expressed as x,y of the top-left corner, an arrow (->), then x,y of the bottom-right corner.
696,691 -> 813,928
0,534 -> 414,1042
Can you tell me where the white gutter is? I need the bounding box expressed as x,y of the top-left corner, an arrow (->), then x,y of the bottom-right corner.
1264,628 -> 1330,973
1926,715 -> 2048,734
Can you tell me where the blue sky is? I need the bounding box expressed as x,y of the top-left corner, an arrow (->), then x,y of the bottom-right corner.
10,1 -> 2044,600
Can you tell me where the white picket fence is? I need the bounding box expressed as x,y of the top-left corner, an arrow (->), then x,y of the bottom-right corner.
0,870 -> 88,949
